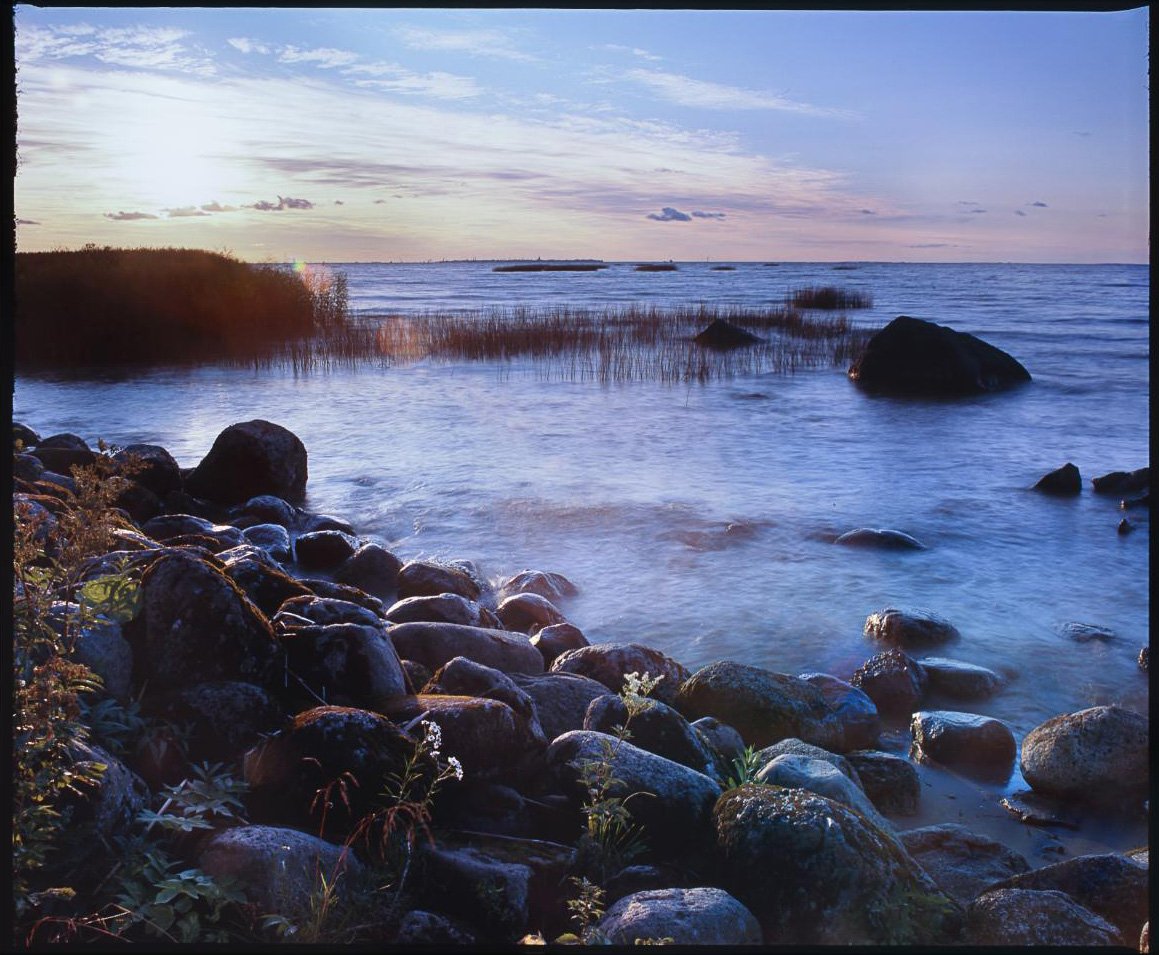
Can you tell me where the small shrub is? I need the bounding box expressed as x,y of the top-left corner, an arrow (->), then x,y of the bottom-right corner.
789,285 -> 873,310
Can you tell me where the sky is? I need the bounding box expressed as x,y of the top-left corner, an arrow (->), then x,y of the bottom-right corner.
12,6 -> 1151,264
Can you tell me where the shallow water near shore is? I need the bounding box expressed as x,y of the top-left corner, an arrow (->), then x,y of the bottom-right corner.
15,260 -> 1149,865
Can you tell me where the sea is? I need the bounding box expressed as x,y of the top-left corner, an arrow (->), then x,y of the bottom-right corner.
13,260 -> 1150,863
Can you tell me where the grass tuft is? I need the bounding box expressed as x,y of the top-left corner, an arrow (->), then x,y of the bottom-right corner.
789,285 -> 873,310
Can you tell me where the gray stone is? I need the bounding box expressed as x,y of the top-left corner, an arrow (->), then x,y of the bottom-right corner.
552,643 -> 690,707
508,671 -> 613,743
965,888 -> 1119,946
278,622 -> 408,711
530,622 -> 589,667
293,529 -> 359,571
585,694 -> 717,776
865,607 -> 960,648
850,649 -> 928,718
389,621 -> 544,676
597,887 -> 762,945
334,543 -> 403,600
847,750 -> 921,816
385,593 -> 499,628
498,569 -> 578,603
753,737 -> 862,788
276,594 -> 383,629
910,710 -> 1016,780
798,672 -> 881,750
396,560 -> 483,601
496,592 -> 567,633
1034,462 -> 1082,495
900,823 -> 1030,905
756,753 -> 894,834
242,523 -> 293,561
917,656 -> 1003,699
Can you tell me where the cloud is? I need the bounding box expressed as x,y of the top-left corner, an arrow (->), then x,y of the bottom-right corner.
200,201 -> 237,213
1014,209 -> 1028,217
164,206 -> 209,217
348,66 -> 482,100
691,210 -> 726,219
623,68 -> 853,117
227,37 -> 270,55
393,25 -> 535,62
104,210 -> 157,220
1030,201 -> 1048,207
334,199 -> 344,205
17,218 -> 40,225
969,208 -> 987,214
251,195 -> 315,211
647,206 -> 692,221
17,22 -> 214,75
278,46 -> 360,69
958,200 -> 981,206
860,208 -> 877,215
601,43 -> 662,62
374,199 -> 387,204
908,242 -> 955,249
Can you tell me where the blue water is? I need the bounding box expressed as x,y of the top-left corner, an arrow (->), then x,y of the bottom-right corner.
14,261 -> 1149,858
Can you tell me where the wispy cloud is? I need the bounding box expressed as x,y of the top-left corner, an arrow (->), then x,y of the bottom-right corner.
164,206 -> 209,217
1030,200 -> 1048,207
278,46 -> 360,69
623,68 -> 853,118
227,37 -> 270,55
104,210 -> 157,220
348,63 -> 482,100
601,43 -> 662,62
251,195 -> 315,211
691,210 -> 726,219
1014,209 -> 1027,217
17,22 -> 215,74
393,25 -> 536,62
647,206 -> 691,221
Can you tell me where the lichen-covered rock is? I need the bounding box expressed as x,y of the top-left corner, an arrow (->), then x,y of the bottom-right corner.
184,419 -> 308,505
846,750 -> 921,816
508,672 -> 613,743
1034,462 -> 1082,495
385,593 -> 500,629
584,694 -> 717,776
675,660 -> 843,751
136,549 -> 278,692
141,513 -> 246,550
1020,704 -> 1149,802
797,672 -> 881,750
424,656 -> 544,741
198,825 -> 364,921
965,888 -> 1119,946
850,649 -> 928,718
548,730 -> 721,853
910,710 -> 1016,780
221,548 -> 313,617
917,657 -> 1003,699
900,823 -> 1030,905
713,784 -> 956,945
865,608 -> 960,648
334,543 -> 403,600
530,622 -> 588,667
495,592 -> 568,634
396,560 -> 484,602
755,754 -> 893,835
293,529 -> 359,571
552,643 -> 689,707
985,853 -> 1149,945
161,680 -> 286,763
389,622 -> 544,676
497,569 -> 579,603
596,887 -> 762,946
277,621 -> 407,711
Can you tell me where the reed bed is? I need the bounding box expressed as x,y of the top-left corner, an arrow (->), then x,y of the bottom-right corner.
789,285 -> 873,310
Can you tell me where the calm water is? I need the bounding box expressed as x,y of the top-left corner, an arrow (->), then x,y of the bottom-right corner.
14,261 -> 1149,857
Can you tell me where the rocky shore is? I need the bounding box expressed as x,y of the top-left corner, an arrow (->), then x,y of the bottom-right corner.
12,418 -> 1150,947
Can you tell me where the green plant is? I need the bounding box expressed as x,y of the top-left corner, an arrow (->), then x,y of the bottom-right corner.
559,876 -> 609,945
722,745 -> 764,789
137,761 -> 249,834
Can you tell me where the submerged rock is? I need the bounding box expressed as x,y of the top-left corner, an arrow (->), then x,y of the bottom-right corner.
918,657 -> 1003,699
901,823 -> 1030,905
1034,462 -> 1082,495
848,314 -> 1031,395
693,319 -> 762,350
910,710 -> 1016,780
835,528 -> 926,550
865,608 -> 960,648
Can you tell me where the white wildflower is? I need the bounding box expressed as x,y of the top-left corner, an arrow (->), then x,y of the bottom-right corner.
446,756 -> 464,781
421,719 -> 442,754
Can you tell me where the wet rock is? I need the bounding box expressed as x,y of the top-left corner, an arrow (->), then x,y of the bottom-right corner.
900,823 -> 1030,905
918,657 -> 1003,699
1119,518 -> 1134,534
835,527 -> 926,550
713,784 -> 956,945
1121,491 -> 1150,510
220,549 -> 313,617
693,318 -> 763,350
498,569 -> 579,603
965,888 -> 1119,946
998,789 -> 1083,830
298,578 -> 386,615
597,887 -> 763,945
865,607 -> 960,648
756,753 -> 893,834
385,593 -> 500,629
798,672 -> 881,750
986,852 -> 1149,945
552,643 -> 689,707
278,621 -> 407,711
1092,466 -> 1149,496
161,680 -> 286,763
141,513 -> 246,550
333,543 -> 403,601
1034,462 -> 1082,495
396,560 -> 483,602
848,314 -> 1031,396
198,824 -> 364,922
293,529 -> 359,571
847,750 -> 921,816
508,671 -> 613,742
850,649 -> 928,718
13,421 -> 40,448
424,656 -> 543,740
548,730 -> 722,852
276,594 -> 383,628
585,694 -> 717,776
530,622 -> 589,667
1020,704 -> 1149,803
230,494 -> 300,530
112,443 -> 182,498
389,621 -> 544,676
1139,647 -> 1149,672
184,419 -> 308,505
241,523 -> 292,561
910,710 -> 1016,780
30,432 -> 99,474
496,592 -> 568,633
753,737 -> 862,789
243,705 -> 417,836
300,512 -> 355,535
135,549 -> 278,692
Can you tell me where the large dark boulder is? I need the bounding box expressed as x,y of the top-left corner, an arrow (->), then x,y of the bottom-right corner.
910,710 -> 1016,781
113,443 -> 183,498
184,420 -> 308,505
1034,462 -> 1082,495
551,643 -> 689,707
848,315 -> 1030,395
29,432 -> 99,474
1092,466 -> 1149,496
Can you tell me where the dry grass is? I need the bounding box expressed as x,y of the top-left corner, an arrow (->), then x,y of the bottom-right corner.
789,285 -> 873,309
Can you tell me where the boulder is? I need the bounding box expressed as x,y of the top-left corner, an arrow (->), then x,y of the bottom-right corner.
230,494 -> 300,529
220,550 -> 313,617
293,529 -> 359,571
691,716 -> 747,777
112,443 -> 182,498
986,852 -> 1149,944
797,672 -> 881,750
276,594 -> 383,629
242,705 -> 418,836
385,593 -> 499,629
846,750 -> 921,816
13,421 -> 40,448
241,523 -> 293,562
160,680 -> 286,764
13,452 -> 45,483
675,660 -> 843,751
300,512 -> 356,535
584,694 -> 717,776
551,643 -> 689,707
29,432 -> 99,474
596,887 -> 762,945
508,671 -> 613,743
73,616 -> 134,701
298,578 -> 386,615
334,543 -> 403,600
389,622 -> 544,676
1034,462 -> 1082,495
496,592 -> 568,633
848,314 -> 1031,395
141,513 -> 246,550
603,864 -> 690,905
497,569 -> 578,603
910,710 -> 1016,780
198,824 -> 364,922
184,420 -> 308,505
396,560 -> 483,602
1020,704 -> 1149,802
394,910 -> 476,945
278,622 -> 409,711
713,784 -> 956,945
548,730 -> 722,852
693,318 -> 762,350
864,608 -> 960,648
964,888 -> 1119,946
106,476 -> 162,524
753,737 -> 863,789
135,549 -> 279,692
850,649 -> 928,718
917,657 -> 1003,699
835,528 -> 925,550
530,623 -> 589,667
755,754 -> 893,834
1092,467 -> 1149,496
900,823 -> 1030,905
424,656 -> 543,739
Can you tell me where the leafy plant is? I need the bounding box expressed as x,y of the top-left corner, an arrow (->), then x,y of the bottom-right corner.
722,745 -> 764,789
